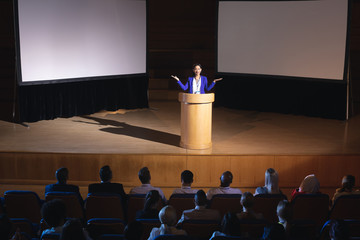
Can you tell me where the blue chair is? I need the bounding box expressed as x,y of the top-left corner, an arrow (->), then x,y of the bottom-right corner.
10,218 -> 36,237
320,219 -> 360,240
329,194 -> 360,220
209,194 -> 242,217
100,234 -> 125,240
181,219 -> 221,240
136,218 -> 161,240
87,218 -> 126,239
85,193 -> 125,221
41,232 -> 60,240
168,194 -> 195,220
154,234 -> 195,240
45,191 -> 84,219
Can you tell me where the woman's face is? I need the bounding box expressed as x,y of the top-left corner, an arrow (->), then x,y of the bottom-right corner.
193,65 -> 202,76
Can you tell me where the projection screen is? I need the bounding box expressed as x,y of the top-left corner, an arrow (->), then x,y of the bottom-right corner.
217,0 -> 349,81
15,0 -> 147,85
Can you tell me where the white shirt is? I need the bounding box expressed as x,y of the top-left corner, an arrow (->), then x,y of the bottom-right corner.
192,77 -> 201,94
172,186 -> 199,195
148,225 -> 187,240
206,186 -> 242,200
130,183 -> 167,201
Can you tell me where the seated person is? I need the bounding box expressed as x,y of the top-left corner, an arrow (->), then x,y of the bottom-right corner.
148,206 -> 186,240
88,165 -> 127,206
277,200 -> 292,235
329,220 -> 349,240
45,167 -> 82,201
60,219 -> 92,240
207,171 -> 242,200
291,174 -> 321,201
41,199 -> 67,237
332,175 -> 358,203
177,190 -> 221,225
262,223 -> 286,240
210,212 -> 242,240
237,192 -> 263,220
130,167 -> 166,202
172,170 -> 198,194
255,168 -> 282,195
136,190 -> 161,219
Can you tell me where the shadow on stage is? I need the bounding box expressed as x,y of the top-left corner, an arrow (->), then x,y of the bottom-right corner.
74,115 -> 181,147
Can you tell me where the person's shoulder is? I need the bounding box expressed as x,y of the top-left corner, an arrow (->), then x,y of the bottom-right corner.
45,184 -> 55,192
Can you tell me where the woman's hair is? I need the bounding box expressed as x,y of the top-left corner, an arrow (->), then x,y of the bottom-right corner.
158,206 -> 177,235
41,199 -> 66,227
339,175 -> 355,193
144,190 -> 160,211
265,168 -> 280,194
60,219 -> 86,240
299,174 -> 320,193
221,212 -> 242,236
192,63 -> 202,69
276,200 -> 292,222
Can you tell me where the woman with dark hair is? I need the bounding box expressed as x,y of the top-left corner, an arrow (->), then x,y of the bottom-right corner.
332,175 -> 358,203
171,64 -> 222,94
136,190 -> 161,219
209,212 -> 242,240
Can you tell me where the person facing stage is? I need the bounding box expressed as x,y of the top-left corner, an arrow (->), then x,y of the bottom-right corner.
171,63 -> 222,94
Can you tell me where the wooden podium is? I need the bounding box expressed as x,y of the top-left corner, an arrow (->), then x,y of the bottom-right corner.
178,93 -> 215,149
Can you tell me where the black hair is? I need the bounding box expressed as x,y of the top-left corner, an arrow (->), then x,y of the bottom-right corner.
192,63 -> 202,69
195,190 -> 207,206
60,219 -> 86,240
138,167 -> 151,184
340,175 -> 355,192
41,199 -> 66,227
100,165 -> 112,182
56,167 -> 68,184
144,190 -> 160,211
181,170 -> 194,184
221,212 -> 242,236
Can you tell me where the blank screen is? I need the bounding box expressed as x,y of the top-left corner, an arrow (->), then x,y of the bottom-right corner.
217,0 -> 348,80
16,0 -> 146,84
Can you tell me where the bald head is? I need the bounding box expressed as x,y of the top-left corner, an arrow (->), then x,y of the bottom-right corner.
220,171 -> 233,187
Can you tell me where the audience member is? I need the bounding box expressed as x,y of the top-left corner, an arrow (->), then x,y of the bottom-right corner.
177,190 -> 221,225
277,200 -> 292,236
237,192 -> 264,220
291,174 -> 320,201
206,171 -> 242,200
124,221 -> 144,240
148,206 -> 186,240
255,168 -> 282,195
60,219 -> 92,240
45,167 -> 83,201
88,165 -> 127,206
329,220 -> 349,240
41,199 -> 66,237
136,190 -> 161,219
210,212 -> 242,240
332,175 -> 358,203
130,167 -> 166,202
262,223 -> 286,240
172,170 -> 198,194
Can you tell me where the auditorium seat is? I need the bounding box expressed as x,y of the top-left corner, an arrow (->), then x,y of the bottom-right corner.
180,219 -> 221,240
291,193 -> 329,228
85,193 -> 125,221
209,194 -> 242,217
41,232 -> 60,240
100,234 -> 125,240
154,234 -> 195,240
45,191 -> 84,219
127,194 -> 146,223
87,218 -> 126,240
211,236 -> 250,240
329,194 -> 360,220
4,190 -> 42,224
10,218 -> 35,237
136,218 -> 161,240
289,219 -> 318,240
238,219 -> 268,239
168,194 -> 195,220
253,194 -> 287,223
319,219 -> 360,240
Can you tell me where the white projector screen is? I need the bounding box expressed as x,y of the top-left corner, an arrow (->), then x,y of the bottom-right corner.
217,0 -> 349,81
16,0 -> 147,84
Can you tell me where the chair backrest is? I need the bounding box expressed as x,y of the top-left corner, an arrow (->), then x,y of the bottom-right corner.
4,190 -> 42,223
45,191 -> 84,219
87,218 -> 126,240
85,193 -> 125,221
168,194 -> 195,220
320,219 -> 360,240
211,236 -> 250,240
181,219 -> 221,240
100,234 -> 125,240
329,194 -> 360,220
154,234 -> 195,240
41,232 -> 60,240
127,194 -> 147,223
10,218 -> 35,237
238,219 -> 268,239
289,219 -> 318,240
253,194 -> 287,223
209,194 -> 242,218
291,193 -> 329,227
136,218 -> 161,240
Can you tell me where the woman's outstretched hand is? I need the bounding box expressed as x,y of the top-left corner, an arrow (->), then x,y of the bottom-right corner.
171,75 -> 180,81
213,78 -> 223,82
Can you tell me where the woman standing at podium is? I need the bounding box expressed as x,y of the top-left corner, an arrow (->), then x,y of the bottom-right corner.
171,63 -> 222,94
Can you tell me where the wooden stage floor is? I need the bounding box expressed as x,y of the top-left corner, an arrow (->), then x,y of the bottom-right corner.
0,101 -> 360,199
1,101 -> 359,155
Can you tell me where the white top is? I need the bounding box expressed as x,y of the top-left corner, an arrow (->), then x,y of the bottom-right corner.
148,225 -> 187,240
192,77 -> 201,94
172,186 -> 199,195
206,186 -> 242,200
130,183 -> 167,201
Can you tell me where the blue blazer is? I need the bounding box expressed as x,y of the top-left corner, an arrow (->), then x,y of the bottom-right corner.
177,76 -> 215,94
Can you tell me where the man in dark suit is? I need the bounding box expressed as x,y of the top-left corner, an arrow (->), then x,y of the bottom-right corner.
45,167 -> 82,202
88,165 -> 127,205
